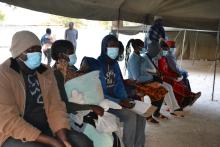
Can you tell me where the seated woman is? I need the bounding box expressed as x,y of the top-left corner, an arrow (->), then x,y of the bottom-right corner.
51,40 -> 118,147
125,39 -> 184,119
95,35 -> 146,147
158,40 -> 201,107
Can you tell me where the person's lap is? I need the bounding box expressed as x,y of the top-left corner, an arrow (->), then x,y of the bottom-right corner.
2,137 -> 49,147
3,129 -> 93,147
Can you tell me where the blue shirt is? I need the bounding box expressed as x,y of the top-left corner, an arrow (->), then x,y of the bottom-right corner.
128,52 -> 153,82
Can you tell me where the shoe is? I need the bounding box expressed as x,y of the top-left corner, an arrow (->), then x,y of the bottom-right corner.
190,92 -> 201,106
154,114 -> 169,120
171,111 -> 184,117
144,105 -> 158,118
194,92 -> 201,99
146,116 -> 159,124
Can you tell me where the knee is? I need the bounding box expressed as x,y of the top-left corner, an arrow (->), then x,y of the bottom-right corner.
68,131 -> 94,147
123,110 -> 137,125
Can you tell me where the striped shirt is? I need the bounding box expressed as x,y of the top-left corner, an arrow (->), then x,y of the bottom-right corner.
149,23 -> 165,41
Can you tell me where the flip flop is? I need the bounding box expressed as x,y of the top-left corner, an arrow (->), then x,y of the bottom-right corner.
146,116 -> 159,124
157,114 -> 169,120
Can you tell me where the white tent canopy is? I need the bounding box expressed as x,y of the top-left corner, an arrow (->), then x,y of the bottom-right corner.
1,0 -> 220,30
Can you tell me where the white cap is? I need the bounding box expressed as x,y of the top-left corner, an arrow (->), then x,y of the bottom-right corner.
154,16 -> 163,21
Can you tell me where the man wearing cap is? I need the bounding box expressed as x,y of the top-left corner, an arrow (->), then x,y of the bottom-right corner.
0,31 -> 93,147
146,16 -> 166,59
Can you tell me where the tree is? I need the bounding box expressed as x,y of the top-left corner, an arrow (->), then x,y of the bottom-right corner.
0,11 -> 5,22
44,14 -> 87,28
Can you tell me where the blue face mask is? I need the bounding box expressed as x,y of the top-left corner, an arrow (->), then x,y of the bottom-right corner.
107,47 -> 119,60
69,53 -> 77,65
170,48 -> 176,54
23,52 -> 42,70
140,48 -> 147,54
162,50 -> 168,56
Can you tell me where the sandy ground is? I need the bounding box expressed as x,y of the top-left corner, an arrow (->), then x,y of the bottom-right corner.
145,60 -> 220,147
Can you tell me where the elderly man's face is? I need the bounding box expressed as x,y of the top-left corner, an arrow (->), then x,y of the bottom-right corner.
24,45 -> 41,53
19,45 -> 41,61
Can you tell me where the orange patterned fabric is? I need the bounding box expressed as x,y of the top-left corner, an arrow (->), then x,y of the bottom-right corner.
124,80 -> 167,102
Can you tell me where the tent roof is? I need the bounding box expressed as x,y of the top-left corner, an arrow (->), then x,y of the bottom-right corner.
1,0 -> 220,30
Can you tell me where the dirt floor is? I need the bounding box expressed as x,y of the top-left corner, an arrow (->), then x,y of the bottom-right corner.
145,60 -> 220,147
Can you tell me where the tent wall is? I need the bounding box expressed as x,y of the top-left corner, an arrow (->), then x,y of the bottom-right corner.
1,0 -> 220,30
167,31 -> 220,60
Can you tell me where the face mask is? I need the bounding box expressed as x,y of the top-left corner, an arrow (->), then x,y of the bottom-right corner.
140,48 -> 147,54
107,47 -> 119,60
162,50 -> 168,56
23,52 -> 42,70
118,54 -> 124,61
170,48 -> 176,54
69,53 -> 77,65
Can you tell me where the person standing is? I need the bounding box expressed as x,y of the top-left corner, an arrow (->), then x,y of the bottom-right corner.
97,35 -> 146,147
65,22 -> 78,50
41,28 -> 53,66
146,16 -> 166,59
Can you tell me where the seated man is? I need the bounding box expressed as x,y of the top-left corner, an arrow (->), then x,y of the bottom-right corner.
0,31 -> 93,147
51,40 -> 120,147
96,35 -> 146,147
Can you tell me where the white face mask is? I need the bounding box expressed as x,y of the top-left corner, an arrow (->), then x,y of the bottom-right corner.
23,52 -> 42,70
107,47 -> 119,60
68,53 -> 77,65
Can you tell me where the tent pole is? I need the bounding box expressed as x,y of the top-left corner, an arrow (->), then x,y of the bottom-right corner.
174,30 -> 182,42
211,20 -> 220,101
180,29 -> 186,67
192,32 -> 199,65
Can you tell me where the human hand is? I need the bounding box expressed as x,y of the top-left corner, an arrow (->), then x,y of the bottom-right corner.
36,133 -> 66,147
176,76 -> 183,82
55,129 -> 72,147
119,99 -> 135,109
50,139 -> 66,147
92,105 -> 104,116
153,75 -> 163,83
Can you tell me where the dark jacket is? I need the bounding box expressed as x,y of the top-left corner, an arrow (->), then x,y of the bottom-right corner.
97,35 -> 128,103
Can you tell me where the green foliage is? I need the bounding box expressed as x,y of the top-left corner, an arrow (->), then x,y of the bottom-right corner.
45,14 -> 87,28
0,11 -> 5,22
99,21 -> 111,29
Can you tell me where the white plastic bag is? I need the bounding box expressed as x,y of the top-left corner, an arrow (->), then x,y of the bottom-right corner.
96,112 -> 119,133
99,99 -> 122,111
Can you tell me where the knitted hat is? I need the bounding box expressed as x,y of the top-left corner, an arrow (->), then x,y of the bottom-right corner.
10,31 -> 41,58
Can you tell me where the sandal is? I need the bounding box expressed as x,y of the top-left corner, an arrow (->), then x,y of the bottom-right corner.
146,116 -> 159,124
156,114 -> 169,120
171,111 -> 184,117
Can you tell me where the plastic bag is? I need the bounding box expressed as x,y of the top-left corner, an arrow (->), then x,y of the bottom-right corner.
99,99 -> 122,111
96,112 -> 119,133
